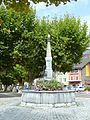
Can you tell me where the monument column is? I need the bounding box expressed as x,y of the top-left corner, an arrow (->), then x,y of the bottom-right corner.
45,34 -> 53,80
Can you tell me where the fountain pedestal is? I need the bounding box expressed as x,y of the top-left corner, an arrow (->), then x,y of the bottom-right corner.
44,34 -> 53,80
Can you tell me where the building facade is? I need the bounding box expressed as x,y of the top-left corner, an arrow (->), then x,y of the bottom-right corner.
55,72 -> 69,86
68,70 -> 82,86
56,48 -> 90,87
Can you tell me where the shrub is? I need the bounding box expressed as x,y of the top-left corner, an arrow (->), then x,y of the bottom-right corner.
36,80 -> 63,91
84,86 -> 90,91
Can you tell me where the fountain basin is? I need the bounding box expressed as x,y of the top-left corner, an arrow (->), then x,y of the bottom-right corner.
21,90 -> 76,107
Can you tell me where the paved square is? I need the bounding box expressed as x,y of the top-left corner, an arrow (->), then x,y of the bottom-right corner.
0,94 -> 90,120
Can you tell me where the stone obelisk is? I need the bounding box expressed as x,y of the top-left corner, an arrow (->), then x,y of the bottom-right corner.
45,34 -> 53,80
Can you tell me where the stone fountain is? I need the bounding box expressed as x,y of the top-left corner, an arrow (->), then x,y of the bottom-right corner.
21,34 -> 76,107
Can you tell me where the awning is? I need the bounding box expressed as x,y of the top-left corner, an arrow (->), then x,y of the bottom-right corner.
68,80 -> 82,82
69,81 -> 81,85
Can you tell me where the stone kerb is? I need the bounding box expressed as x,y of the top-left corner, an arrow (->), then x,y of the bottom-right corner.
21,90 -> 76,107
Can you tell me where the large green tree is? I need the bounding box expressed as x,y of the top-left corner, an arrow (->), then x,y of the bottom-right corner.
0,7 -> 89,84
0,6 -> 36,87
14,15 -> 89,81
12,64 -> 28,84
50,15 -> 89,72
13,17 -> 49,83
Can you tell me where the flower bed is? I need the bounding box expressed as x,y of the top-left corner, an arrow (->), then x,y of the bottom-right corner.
36,80 -> 63,91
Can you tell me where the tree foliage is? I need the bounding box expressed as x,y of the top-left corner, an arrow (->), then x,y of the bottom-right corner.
0,0 -> 77,10
0,6 -> 36,85
0,0 -> 30,12
50,15 -> 89,72
0,6 -> 89,85
13,64 -> 28,84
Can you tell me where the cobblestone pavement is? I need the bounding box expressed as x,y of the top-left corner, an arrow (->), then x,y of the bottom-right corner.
0,96 -> 90,120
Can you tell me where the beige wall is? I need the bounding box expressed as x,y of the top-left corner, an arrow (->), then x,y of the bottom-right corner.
55,72 -> 69,85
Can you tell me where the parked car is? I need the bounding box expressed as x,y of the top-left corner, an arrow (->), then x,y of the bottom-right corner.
75,86 -> 85,92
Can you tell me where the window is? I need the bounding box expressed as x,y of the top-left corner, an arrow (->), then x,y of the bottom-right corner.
59,78 -> 62,82
71,77 -> 73,80
63,78 -> 66,82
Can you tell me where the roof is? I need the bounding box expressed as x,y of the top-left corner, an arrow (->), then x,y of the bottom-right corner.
73,56 -> 90,70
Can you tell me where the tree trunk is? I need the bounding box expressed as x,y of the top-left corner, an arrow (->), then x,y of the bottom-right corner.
4,84 -> 8,92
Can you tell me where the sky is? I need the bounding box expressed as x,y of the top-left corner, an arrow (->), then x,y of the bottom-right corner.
31,0 -> 90,33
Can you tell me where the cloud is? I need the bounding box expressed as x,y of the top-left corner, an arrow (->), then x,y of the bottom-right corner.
30,1 -> 47,11
30,2 -> 74,19
77,0 -> 89,6
30,0 -> 89,12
